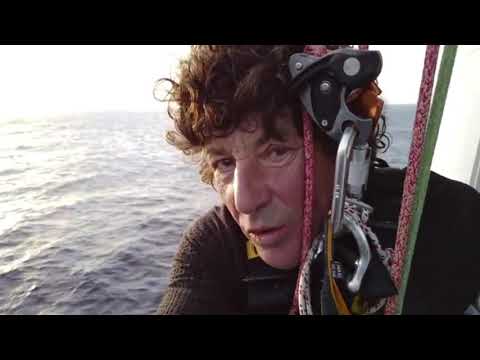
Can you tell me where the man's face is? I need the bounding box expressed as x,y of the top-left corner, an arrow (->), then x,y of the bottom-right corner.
206,110 -> 335,269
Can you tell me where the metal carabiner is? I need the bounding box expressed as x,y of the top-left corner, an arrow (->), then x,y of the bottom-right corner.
331,125 -> 373,294
331,126 -> 356,236
343,213 -> 371,293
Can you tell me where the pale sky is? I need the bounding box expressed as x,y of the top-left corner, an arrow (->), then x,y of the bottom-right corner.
0,45 -> 427,121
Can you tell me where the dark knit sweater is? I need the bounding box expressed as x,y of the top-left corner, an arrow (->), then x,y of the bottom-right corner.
158,167 -> 480,314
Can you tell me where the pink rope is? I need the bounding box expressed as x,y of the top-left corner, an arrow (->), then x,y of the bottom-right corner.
303,45 -> 329,58
290,44 -> 359,314
384,45 -> 440,315
289,45 -> 327,314
289,110 -> 316,314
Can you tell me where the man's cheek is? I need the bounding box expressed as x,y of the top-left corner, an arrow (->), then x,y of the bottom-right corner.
220,185 -> 239,218
278,176 -> 304,209
213,175 -> 228,197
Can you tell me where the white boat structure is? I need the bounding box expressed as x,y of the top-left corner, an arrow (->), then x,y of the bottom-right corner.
432,45 -> 480,192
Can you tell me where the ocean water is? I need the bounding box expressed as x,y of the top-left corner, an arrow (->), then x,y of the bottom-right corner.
0,106 -> 415,314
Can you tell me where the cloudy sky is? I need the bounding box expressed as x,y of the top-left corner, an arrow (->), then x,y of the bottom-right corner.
0,45 -> 428,121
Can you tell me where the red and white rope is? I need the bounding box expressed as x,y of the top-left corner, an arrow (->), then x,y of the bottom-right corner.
384,45 -> 440,315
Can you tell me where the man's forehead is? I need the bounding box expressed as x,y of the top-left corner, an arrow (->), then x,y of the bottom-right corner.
205,115 -> 297,156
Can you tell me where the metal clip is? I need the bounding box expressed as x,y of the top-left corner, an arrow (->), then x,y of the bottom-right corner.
343,213 -> 371,293
331,126 -> 356,236
331,126 -> 373,294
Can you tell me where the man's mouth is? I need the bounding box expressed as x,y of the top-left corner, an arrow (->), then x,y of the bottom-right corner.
248,226 -> 287,247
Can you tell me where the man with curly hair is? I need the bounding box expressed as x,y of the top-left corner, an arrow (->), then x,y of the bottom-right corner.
157,45 -> 480,315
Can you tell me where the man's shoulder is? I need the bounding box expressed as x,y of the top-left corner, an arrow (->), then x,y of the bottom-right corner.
179,204 -> 246,261
185,204 -> 242,240
160,205 -> 247,314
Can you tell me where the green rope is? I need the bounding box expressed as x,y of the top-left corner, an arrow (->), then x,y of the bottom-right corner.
396,45 -> 458,314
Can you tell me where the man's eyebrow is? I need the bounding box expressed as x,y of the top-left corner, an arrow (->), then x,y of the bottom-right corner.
205,146 -> 229,157
256,129 -> 288,147
205,128 -> 290,157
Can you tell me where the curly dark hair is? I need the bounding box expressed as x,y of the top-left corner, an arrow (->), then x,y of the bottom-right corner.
157,45 -> 390,185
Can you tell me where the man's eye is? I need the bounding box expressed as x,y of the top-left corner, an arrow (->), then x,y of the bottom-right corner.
258,145 -> 299,168
213,158 -> 235,172
266,146 -> 292,162
271,147 -> 290,157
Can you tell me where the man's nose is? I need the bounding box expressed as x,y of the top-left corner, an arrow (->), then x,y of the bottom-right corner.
233,161 -> 270,215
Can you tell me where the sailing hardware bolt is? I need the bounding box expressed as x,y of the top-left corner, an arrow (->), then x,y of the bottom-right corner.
343,57 -> 361,76
320,81 -> 331,93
